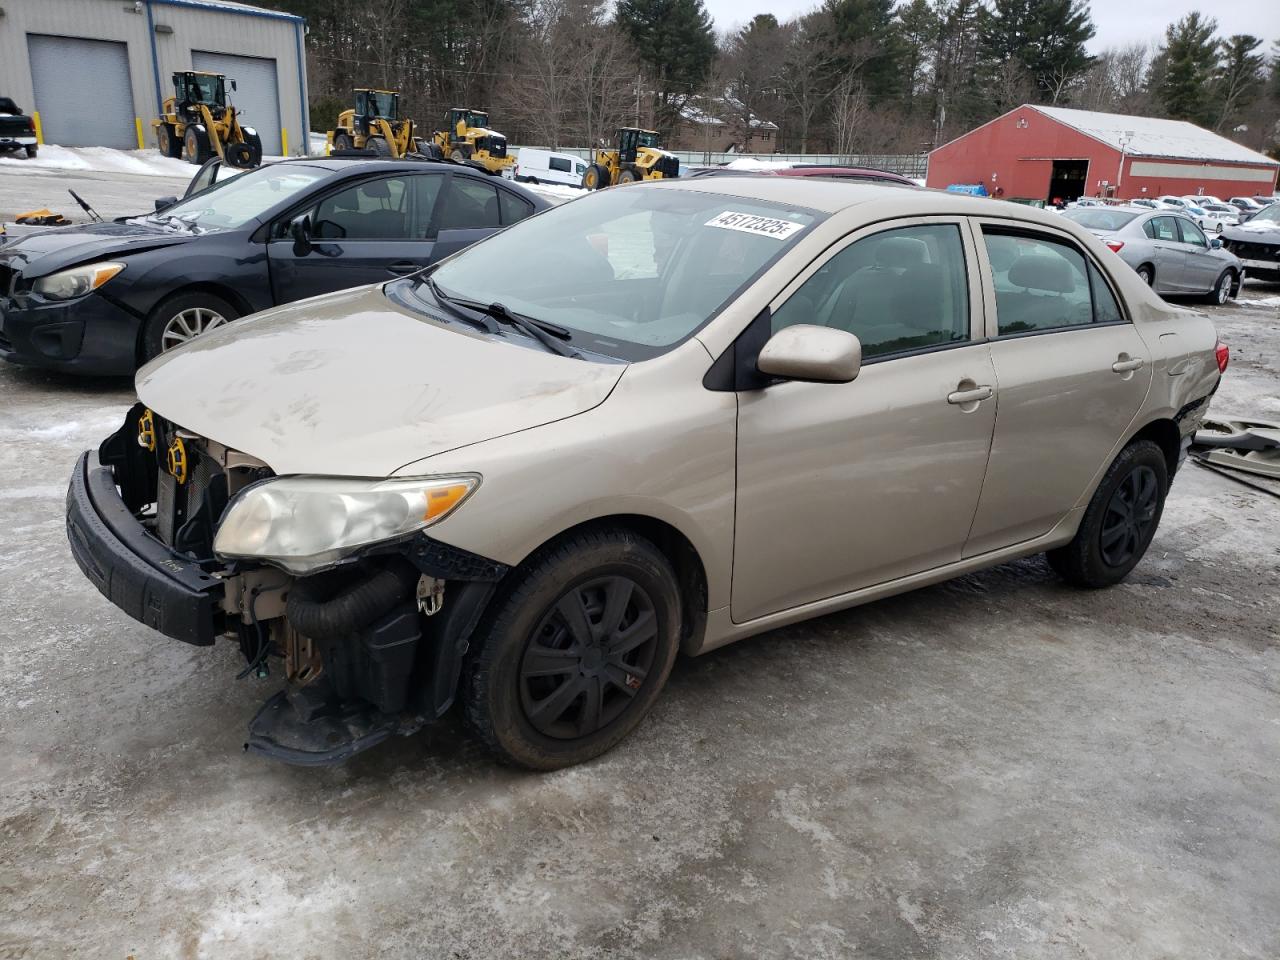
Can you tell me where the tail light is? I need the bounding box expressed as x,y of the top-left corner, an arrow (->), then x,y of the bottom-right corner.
1215,340 -> 1230,374
1104,240 -> 1124,253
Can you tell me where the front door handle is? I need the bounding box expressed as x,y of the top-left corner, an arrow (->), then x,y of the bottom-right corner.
946,385 -> 993,405
1112,357 -> 1145,373
385,261 -> 421,276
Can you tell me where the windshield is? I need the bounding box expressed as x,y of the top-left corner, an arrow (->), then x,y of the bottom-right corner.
155,164 -> 328,231
418,187 -> 820,359
185,74 -> 222,104
466,111 -> 489,128
370,91 -> 397,119
1249,203 -> 1280,224
637,131 -> 660,149
1062,209 -> 1140,231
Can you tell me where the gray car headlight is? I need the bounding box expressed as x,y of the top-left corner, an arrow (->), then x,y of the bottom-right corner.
33,261 -> 125,301
213,475 -> 479,574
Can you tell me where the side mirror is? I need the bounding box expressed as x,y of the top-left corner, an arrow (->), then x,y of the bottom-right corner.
1210,237 -> 1223,249
154,196 -> 178,211
757,324 -> 861,384
290,214 -> 313,256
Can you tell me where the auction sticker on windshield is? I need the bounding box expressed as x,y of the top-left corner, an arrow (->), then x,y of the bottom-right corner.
705,211 -> 805,240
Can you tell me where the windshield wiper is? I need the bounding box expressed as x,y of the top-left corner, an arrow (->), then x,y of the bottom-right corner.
426,281 -> 581,358
424,276 -> 499,334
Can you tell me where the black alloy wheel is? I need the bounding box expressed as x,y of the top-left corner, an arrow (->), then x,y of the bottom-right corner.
518,576 -> 659,740
1099,465 -> 1159,568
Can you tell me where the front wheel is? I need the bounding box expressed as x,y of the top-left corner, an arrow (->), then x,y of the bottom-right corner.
1207,270 -> 1235,304
183,126 -> 211,165
1047,439 -> 1168,588
463,528 -> 682,770
582,163 -> 607,190
142,291 -> 239,361
369,136 -> 392,157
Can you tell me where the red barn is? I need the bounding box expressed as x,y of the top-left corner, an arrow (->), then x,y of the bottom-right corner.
927,104 -> 1279,204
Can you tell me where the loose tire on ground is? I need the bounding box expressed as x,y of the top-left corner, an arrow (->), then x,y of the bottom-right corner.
142,291 -> 240,362
463,527 -> 682,770
183,126 -> 211,165
1046,439 -> 1168,588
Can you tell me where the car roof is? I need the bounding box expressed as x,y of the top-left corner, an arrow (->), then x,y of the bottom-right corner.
774,166 -> 916,185
273,154 -> 503,182
649,175 -> 1087,226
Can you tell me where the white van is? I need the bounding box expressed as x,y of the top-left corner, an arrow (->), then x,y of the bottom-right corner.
514,148 -> 587,188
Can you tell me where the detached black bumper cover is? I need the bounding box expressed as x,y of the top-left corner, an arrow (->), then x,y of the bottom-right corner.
65,451 -> 224,645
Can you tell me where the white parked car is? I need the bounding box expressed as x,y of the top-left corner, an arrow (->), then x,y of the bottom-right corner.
1156,195 -> 1192,210
1128,198 -> 1161,210
1182,202 -> 1234,234
514,148 -> 588,188
1182,194 -> 1227,207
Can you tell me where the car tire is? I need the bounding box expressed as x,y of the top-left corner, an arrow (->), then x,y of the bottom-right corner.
142,291 -> 240,362
1136,264 -> 1154,287
463,527 -> 682,770
1046,439 -> 1168,589
24,145 -> 37,159
1206,269 -> 1235,304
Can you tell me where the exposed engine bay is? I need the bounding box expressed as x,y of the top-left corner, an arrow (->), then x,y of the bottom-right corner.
85,403 -> 508,764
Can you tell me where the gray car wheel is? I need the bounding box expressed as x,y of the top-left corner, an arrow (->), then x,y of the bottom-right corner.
1136,264 -> 1154,287
142,291 -> 240,362
1208,270 -> 1234,305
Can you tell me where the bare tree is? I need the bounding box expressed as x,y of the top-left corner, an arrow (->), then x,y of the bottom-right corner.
830,75 -> 871,157
777,11 -> 836,152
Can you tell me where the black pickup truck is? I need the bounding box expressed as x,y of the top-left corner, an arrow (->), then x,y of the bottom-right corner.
0,97 -> 38,159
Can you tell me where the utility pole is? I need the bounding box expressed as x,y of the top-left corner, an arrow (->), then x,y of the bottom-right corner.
1115,130 -> 1134,197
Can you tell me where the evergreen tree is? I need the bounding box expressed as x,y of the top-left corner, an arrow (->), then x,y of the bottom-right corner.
824,0 -> 904,101
615,0 -> 717,139
980,0 -> 1095,104
1212,34 -> 1266,132
1150,13 -> 1219,126
896,0 -> 940,112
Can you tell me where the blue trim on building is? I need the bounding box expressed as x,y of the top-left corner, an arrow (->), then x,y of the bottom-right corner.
149,0 -> 304,24
144,1 -> 166,115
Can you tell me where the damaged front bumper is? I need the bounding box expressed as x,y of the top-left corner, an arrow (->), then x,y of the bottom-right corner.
66,407 -> 509,765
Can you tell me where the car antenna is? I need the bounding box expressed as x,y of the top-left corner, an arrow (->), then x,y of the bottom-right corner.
67,189 -> 103,224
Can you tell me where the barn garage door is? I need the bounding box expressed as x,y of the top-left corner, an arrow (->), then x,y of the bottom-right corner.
192,51 -> 282,155
28,35 -> 136,148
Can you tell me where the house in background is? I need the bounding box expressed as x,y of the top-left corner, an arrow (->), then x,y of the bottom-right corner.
669,95 -> 779,155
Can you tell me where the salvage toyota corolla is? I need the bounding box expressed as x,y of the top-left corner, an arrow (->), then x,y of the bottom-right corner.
67,179 -> 1227,769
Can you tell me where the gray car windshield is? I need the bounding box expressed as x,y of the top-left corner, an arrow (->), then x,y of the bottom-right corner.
1063,209 -> 1141,231
422,187 -> 820,359
1248,203 -> 1280,224
151,164 -> 329,231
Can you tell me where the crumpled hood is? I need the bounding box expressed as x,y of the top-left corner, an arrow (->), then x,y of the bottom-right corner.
135,284 -> 625,477
1223,219 -> 1280,242
0,220 -> 193,276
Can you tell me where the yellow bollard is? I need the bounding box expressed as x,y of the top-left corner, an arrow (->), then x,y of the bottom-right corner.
281,128 -> 288,156
135,118 -> 145,151
32,111 -> 44,145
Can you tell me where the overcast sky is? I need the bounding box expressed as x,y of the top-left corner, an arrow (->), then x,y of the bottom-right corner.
702,0 -> 1280,52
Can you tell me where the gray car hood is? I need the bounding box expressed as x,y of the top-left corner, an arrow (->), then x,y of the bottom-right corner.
136,284 -> 625,477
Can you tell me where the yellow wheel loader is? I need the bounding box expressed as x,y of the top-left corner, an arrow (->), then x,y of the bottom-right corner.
430,108 -> 515,177
153,71 -> 262,168
582,128 -> 679,189
328,89 -> 423,159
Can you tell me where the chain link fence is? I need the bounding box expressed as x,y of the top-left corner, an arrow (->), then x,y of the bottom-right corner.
518,147 -> 929,179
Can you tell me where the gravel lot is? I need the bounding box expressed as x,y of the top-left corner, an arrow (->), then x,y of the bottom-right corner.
1,179 -> 1278,957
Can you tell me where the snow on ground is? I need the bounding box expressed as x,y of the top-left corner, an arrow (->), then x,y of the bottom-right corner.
521,181 -> 582,204
0,143 -> 195,177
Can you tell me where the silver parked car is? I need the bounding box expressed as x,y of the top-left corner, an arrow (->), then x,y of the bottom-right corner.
1061,207 -> 1242,302
68,180 -> 1227,769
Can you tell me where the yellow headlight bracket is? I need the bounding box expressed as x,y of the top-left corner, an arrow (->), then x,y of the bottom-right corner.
166,437 -> 188,484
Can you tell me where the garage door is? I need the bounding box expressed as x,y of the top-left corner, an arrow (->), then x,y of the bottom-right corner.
28,35 -> 136,148
192,51 -> 282,156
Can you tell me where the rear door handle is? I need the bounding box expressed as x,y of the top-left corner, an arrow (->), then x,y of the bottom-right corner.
385,261 -> 421,276
946,385 -> 993,405
1112,357 -> 1145,373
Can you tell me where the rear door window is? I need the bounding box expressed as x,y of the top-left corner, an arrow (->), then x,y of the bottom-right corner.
438,177 -> 500,230
983,229 -> 1125,335
498,190 -> 534,226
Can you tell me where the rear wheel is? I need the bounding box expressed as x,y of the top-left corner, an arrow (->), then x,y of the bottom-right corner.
157,124 -> 181,158
142,291 -> 239,361
333,131 -> 352,152
1206,269 -> 1235,304
619,166 -> 640,184
1136,264 -> 1154,287
1047,439 -> 1168,588
450,146 -> 471,162
463,528 -> 681,769
183,126 -> 211,165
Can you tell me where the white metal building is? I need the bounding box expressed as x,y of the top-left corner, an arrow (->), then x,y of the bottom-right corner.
0,0 -> 308,156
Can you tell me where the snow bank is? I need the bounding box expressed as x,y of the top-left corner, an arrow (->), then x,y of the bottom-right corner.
523,182 -> 582,204
0,143 -> 194,177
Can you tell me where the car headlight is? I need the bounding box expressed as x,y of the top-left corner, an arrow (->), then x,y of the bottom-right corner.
213,475 -> 479,574
33,261 -> 125,301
